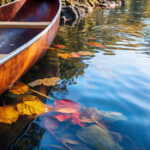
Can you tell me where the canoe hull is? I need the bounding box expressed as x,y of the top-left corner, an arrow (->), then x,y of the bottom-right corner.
0,16 -> 60,95
0,0 -> 27,21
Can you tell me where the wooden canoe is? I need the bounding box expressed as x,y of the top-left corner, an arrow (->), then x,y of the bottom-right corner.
0,0 -> 61,95
0,0 -> 27,21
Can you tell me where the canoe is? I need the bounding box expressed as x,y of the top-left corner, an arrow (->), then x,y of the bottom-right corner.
0,0 -> 27,21
0,0 -> 61,95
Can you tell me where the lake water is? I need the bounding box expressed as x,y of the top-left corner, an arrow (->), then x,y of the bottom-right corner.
9,0 -> 150,149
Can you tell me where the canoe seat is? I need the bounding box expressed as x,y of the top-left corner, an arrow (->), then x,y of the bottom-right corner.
0,22 -> 50,29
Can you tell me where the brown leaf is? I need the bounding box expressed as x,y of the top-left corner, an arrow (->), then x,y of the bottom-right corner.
9,82 -> 29,94
28,77 -> 60,87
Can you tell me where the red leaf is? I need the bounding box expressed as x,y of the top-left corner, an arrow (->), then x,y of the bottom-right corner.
53,45 -> 66,49
54,99 -> 81,114
86,42 -> 105,48
55,114 -> 72,122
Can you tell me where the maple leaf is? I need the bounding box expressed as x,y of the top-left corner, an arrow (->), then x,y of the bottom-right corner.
9,82 -> 29,94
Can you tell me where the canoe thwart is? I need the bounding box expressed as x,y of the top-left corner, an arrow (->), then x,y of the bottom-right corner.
0,22 -> 50,28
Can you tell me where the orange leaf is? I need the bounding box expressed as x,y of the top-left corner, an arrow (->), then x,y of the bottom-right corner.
53,45 -> 66,49
86,42 -> 105,48
57,53 -> 72,59
9,82 -> 29,94
0,106 -> 19,124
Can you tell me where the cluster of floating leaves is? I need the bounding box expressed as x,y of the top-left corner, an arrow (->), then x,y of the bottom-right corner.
51,41 -> 105,59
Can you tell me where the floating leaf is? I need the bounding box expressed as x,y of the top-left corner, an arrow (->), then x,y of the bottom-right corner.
77,125 -> 123,150
53,45 -> 66,49
0,106 -> 19,124
71,52 -> 81,58
9,82 -> 29,94
17,100 -> 51,116
54,99 -> 81,114
86,42 -> 105,48
28,77 -> 60,87
57,53 -> 72,59
78,51 -> 95,56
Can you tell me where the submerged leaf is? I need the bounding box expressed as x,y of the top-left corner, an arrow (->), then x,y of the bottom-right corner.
28,77 -> 60,87
54,114 -> 72,122
86,42 -> 105,48
9,82 -> 29,94
54,99 -> 81,113
77,125 -> 123,150
57,53 -> 72,59
0,106 -> 19,124
43,116 -> 58,130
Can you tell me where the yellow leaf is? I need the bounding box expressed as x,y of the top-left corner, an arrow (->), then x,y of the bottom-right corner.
28,77 -> 60,87
57,53 -> 72,59
17,101 -> 50,116
0,106 -> 19,124
9,82 -> 29,94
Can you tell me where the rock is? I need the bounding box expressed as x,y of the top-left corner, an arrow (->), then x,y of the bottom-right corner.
60,0 -> 126,25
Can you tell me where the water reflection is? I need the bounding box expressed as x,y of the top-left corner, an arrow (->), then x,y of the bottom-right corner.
1,0 -> 150,149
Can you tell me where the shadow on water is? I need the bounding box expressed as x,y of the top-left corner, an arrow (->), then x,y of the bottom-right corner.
0,0 -> 150,149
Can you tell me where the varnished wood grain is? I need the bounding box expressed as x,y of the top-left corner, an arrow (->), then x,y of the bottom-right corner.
0,0 -> 61,95
0,0 -> 27,21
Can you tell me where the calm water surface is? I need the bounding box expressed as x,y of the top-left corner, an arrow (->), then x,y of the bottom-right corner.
12,0 -> 150,149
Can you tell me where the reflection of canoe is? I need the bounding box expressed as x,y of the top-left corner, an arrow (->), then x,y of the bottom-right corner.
0,0 -> 61,95
0,0 -> 27,21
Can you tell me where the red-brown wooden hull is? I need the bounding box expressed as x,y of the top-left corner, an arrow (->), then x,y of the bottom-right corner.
0,0 -> 27,21
0,0 -> 61,95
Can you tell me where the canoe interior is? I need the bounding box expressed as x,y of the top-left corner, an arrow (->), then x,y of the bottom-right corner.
0,0 -> 59,55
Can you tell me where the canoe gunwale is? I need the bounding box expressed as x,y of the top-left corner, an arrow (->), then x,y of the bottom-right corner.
0,0 -> 21,8
0,0 -> 61,65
